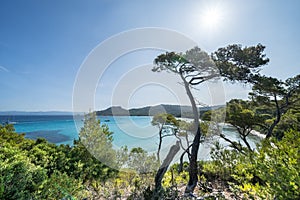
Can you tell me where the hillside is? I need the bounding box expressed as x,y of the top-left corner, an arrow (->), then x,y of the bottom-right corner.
96,104 -> 224,117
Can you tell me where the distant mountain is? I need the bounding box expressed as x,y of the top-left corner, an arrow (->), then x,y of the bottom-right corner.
97,106 -> 129,116
96,104 -> 224,118
0,111 -> 75,116
0,104 -> 224,117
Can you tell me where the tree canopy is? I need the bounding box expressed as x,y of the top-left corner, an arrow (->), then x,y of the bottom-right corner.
212,44 -> 269,83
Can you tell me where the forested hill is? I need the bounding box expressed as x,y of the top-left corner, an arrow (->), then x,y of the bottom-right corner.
96,104 -> 224,117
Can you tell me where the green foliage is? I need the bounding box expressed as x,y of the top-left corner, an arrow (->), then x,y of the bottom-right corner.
122,147 -> 159,174
162,167 -> 189,188
255,129 -> 300,199
226,99 -> 262,130
201,107 -> 226,123
0,124 -> 27,145
67,141 -> 117,182
79,112 -> 116,168
0,117 -> 164,199
274,93 -> 300,138
202,99 -> 263,152
36,171 -> 89,200
206,129 -> 300,199
207,142 -> 239,180
0,119 -> 118,199
212,43 -> 269,83
248,74 -> 300,138
153,47 -> 218,86
151,113 -> 179,129
251,75 -> 286,98
225,100 -> 265,148
0,144 -> 47,200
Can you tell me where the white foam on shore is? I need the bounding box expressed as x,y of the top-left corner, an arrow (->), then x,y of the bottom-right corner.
250,130 -> 266,139
179,119 -> 266,139
177,117 -> 194,122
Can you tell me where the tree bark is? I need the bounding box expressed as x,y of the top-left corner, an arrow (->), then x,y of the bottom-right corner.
154,141 -> 180,197
157,125 -> 164,162
241,131 -> 253,152
178,144 -> 192,173
185,127 -> 201,195
266,94 -> 281,138
179,71 -> 202,195
220,134 -> 245,154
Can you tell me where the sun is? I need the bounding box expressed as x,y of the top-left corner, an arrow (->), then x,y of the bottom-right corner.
201,7 -> 223,30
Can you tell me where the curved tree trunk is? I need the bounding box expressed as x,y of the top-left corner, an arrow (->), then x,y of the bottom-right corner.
180,72 -> 201,195
154,141 -> 180,198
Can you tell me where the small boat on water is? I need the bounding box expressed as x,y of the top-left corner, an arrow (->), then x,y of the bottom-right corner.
104,119 -> 110,122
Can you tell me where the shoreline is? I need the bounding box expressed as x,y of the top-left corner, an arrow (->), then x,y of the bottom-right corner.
178,120 -> 266,139
250,129 -> 266,139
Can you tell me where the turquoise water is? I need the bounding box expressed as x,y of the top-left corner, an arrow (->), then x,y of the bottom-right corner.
1,115 -> 261,160
8,115 -> 175,151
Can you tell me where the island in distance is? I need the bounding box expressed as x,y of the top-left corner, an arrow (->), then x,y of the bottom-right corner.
96,104 -> 224,118
0,104 -> 224,118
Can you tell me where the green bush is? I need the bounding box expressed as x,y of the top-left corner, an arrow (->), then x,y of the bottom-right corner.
207,129 -> 300,199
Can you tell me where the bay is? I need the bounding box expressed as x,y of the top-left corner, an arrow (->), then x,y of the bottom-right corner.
0,115 -> 262,160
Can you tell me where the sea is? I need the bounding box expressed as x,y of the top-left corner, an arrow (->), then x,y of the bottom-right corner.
0,115 -> 261,161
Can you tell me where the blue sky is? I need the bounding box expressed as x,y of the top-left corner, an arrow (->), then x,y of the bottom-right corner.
0,0 -> 299,111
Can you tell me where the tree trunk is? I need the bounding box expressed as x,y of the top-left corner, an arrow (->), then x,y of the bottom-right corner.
220,134 -> 245,154
179,72 -> 201,195
185,126 -> 201,195
154,141 -> 180,198
266,94 -> 281,138
157,125 -> 164,162
241,132 -> 253,151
